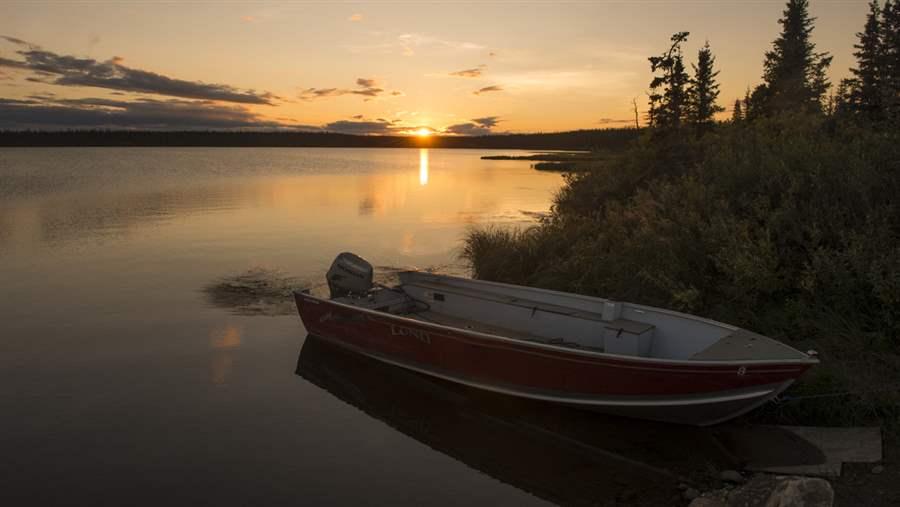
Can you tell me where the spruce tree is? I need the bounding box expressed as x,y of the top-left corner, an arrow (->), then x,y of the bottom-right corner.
648,32 -> 691,130
849,1 -> 883,119
833,78 -> 855,117
688,41 -> 725,128
760,0 -> 832,113
743,88 -> 754,119
882,0 -> 900,121
732,99 -> 743,122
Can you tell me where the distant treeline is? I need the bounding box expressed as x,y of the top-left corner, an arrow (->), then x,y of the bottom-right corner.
0,128 -> 640,151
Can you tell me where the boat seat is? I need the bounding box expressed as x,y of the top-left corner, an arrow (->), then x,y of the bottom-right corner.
404,280 -> 607,322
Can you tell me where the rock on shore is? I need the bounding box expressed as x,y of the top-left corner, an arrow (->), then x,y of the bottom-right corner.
689,475 -> 833,507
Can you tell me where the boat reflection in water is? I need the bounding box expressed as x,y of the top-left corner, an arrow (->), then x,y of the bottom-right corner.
297,335 -> 742,506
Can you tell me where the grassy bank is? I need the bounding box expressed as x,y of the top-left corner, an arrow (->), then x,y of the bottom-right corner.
463,113 -> 900,431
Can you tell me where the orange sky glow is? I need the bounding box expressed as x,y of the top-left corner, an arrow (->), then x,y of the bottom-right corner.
0,1 -> 871,134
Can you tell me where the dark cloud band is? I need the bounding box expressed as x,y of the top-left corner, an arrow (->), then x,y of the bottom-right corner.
0,96 -> 288,129
445,115 -> 501,135
0,36 -> 276,104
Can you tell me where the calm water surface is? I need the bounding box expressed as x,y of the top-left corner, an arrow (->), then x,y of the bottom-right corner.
0,148 -> 735,506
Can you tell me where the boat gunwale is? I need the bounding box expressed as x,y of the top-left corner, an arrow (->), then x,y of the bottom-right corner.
401,271 -> 740,331
294,289 -> 819,368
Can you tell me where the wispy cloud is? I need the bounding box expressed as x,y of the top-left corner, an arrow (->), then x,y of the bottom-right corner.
347,32 -> 484,57
0,36 -> 278,104
1,35 -> 30,46
598,117 -> 633,125
449,65 -> 486,78
300,77 -> 400,101
473,85 -> 503,96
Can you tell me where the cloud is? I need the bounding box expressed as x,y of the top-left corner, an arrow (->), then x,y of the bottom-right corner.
348,32 -> 483,57
597,117 -> 633,125
472,116 -> 500,128
322,119 -> 400,135
0,36 -> 277,104
449,65 -> 486,78
300,77 -> 400,101
444,116 -> 501,135
348,13 -> 363,22
1,35 -> 29,46
473,85 -> 503,95
0,96 -> 295,130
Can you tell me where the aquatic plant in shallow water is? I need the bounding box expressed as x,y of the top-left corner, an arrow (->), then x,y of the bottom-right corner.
202,268 -> 302,316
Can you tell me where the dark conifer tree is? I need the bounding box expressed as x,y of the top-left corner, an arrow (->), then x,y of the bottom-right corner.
648,32 -> 691,130
882,0 -> 900,121
848,1 -> 884,119
833,79 -> 855,117
759,0 -> 832,113
732,99 -> 743,122
687,41 -> 725,128
743,88 -> 754,119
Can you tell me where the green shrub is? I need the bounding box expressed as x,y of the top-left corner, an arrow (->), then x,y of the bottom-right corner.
463,113 -> 900,428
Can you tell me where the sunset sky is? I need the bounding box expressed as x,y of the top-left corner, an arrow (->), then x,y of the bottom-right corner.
0,1 -> 871,134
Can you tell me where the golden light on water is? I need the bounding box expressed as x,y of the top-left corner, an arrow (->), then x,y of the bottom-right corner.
419,148 -> 429,186
209,324 -> 242,385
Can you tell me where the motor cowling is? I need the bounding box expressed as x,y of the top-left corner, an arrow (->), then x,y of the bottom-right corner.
326,252 -> 374,298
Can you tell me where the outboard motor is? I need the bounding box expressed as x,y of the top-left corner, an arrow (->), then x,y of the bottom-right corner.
326,252 -> 374,298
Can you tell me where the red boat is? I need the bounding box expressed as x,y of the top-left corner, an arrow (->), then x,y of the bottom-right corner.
294,253 -> 818,426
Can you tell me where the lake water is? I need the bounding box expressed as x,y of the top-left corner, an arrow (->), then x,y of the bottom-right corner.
0,147 -> 738,506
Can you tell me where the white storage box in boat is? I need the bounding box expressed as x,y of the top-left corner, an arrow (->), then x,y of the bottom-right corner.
603,319 -> 655,357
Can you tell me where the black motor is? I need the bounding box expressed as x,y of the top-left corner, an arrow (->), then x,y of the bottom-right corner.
326,252 -> 374,298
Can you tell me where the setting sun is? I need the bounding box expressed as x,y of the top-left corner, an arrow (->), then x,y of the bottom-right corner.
416,128 -> 432,137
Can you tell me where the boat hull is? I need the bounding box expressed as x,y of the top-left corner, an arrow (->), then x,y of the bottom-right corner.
295,293 -> 811,426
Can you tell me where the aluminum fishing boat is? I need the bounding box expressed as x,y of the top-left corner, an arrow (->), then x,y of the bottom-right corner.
294,253 -> 818,425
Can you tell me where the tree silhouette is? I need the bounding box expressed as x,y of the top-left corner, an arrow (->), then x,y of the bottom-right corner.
687,41 -> 725,128
758,0 -> 832,113
648,32 -> 691,130
882,0 -> 900,121
848,1 -> 884,120
732,99 -> 743,122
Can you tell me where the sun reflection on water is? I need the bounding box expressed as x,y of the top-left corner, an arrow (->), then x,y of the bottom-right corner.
419,148 -> 429,186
